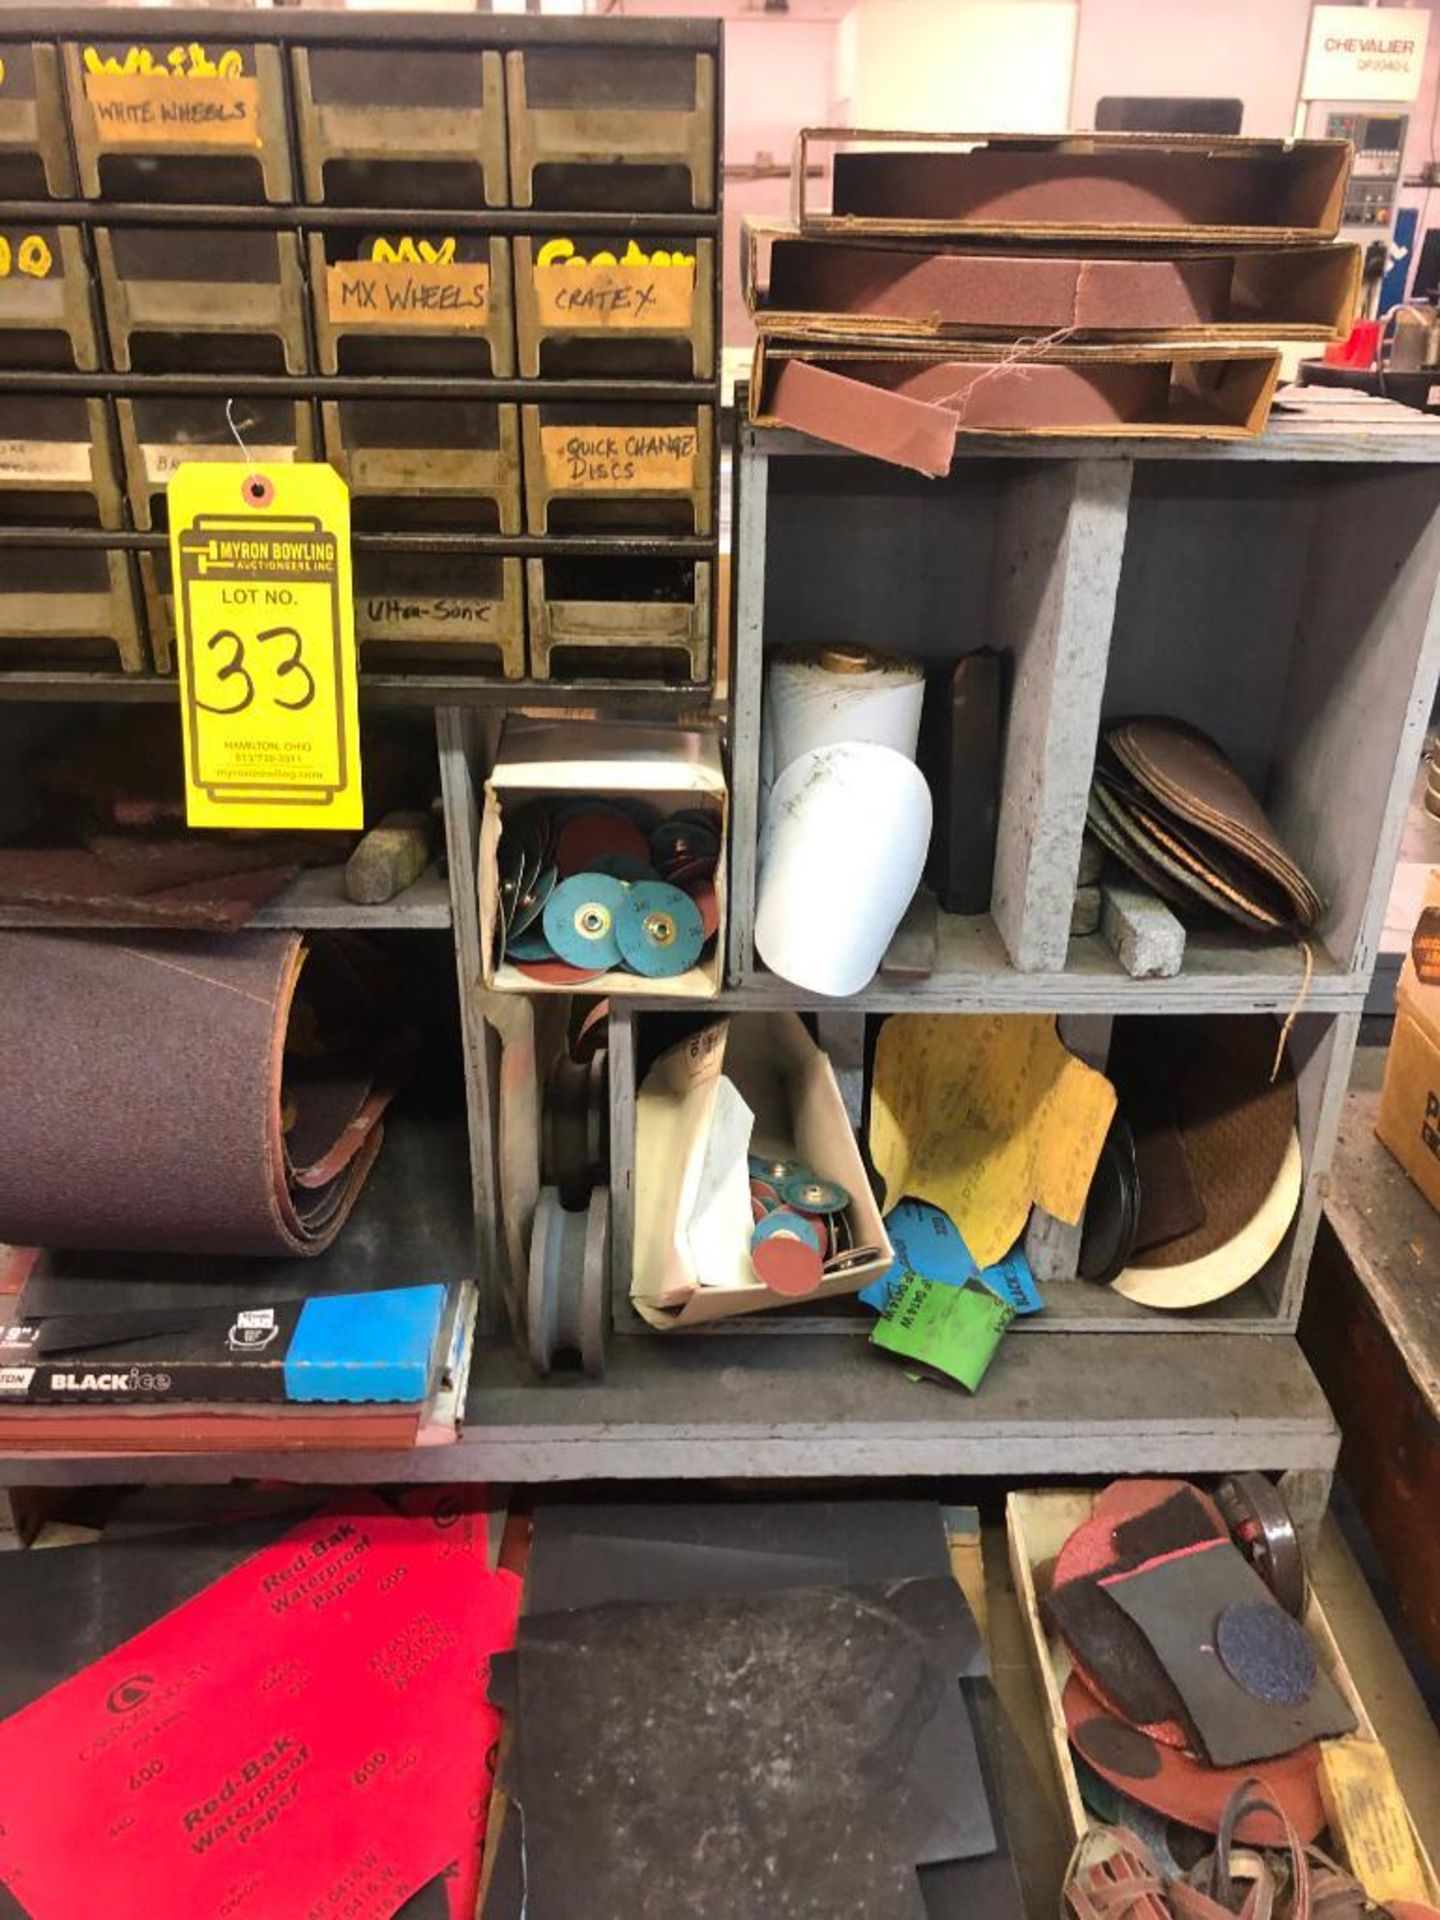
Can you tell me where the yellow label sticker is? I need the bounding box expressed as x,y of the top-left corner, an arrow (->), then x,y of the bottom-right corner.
84,72 -> 261,148
532,261 -> 695,332
169,463 -> 363,831
326,260 -> 490,329
540,423 -> 698,492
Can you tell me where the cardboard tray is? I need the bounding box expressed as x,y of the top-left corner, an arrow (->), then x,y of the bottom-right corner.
742,221 -> 1360,344
796,129 -> 1351,245
631,1011 -> 894,1327
752,337 -> 1281,472
1004,1487 -> 1440,1893
478,718 -> 727,999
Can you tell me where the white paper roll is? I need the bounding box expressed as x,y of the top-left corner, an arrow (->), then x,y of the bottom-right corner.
755,743 -> 933,997
765,649 -> 925,787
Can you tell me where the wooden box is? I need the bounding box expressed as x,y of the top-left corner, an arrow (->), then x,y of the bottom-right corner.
353,551 -> 526,679
1005,1485 -> 1440,1894
309,231 -> 514,377
116,395 -> 316,532
292,44 -> 506,209
95,225 -> 309,374
62,38 -> 292,203
322,397 -> 521,535
0,225 -> 98,370
0,43 -> 74,199
521,403 -> 713,536
525,554 -> 711,684
0,547 -> 144,674
505,45 -> 714,212
514,234 -> 714,380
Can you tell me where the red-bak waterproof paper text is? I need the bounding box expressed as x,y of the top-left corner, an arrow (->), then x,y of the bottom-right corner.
0,1496 -> 520,1920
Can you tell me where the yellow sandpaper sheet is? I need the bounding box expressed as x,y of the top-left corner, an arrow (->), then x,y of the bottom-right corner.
870,1014 -> 1116,1270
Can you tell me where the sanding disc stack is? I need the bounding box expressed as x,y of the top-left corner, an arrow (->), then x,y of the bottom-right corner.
1088,718 -> 1322,934
1079,1015 -> 1304,1307
1043,1478 -> 1355,1853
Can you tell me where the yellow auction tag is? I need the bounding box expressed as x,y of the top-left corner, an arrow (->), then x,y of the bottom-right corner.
168,462 -> 363,830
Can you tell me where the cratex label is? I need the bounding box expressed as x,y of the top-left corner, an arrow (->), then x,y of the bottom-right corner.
531,237 -> 695,331
168,463 -> 362,831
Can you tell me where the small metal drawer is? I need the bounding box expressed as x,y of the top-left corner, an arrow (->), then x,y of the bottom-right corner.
514,235 -> 714,380
293,44 -> 507,208
0,548 -> 145,674
309,231 -> 514,377
0,43 -> 74,198
95,225 -> 310,375
354,551 -> 526,679
506,45 -> 714,211
522,403 -> 713,537
323,398 -> 522,536
62,37 -> 292,203
526,555 -> 711,684
0,394 -> 124,530
0,225 -> 98,370
116,395 -> 316,532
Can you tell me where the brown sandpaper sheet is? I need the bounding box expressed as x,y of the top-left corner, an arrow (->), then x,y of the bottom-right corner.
0,929 -> 404,1257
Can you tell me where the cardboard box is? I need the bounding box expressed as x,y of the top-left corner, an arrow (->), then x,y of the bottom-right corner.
751,338 -> 1280,473
795,128 -> 1351,244
478,718 -> 727,999
742,222 -> 1360,344
631,1012 -> 893,1327
1377,870 -> 1440,1212
1005,1486 -> 1440,1893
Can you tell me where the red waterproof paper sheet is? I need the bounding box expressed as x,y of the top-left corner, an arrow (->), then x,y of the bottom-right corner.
0,1496 -> 519,1920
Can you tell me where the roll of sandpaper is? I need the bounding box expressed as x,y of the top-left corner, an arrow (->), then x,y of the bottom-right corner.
764,647 -> 925,786
0,929 -> 411,1257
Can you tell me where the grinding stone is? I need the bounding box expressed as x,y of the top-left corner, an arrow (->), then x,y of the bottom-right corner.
1215,1601 -> 1317,1707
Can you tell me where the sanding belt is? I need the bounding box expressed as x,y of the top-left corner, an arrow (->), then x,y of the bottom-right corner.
0,929 -> 412,1257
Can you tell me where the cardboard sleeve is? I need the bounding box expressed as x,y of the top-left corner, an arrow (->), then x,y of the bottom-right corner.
796,128 -> 1351,244
751,339 -> 1281,473
743,223 -> 1360,344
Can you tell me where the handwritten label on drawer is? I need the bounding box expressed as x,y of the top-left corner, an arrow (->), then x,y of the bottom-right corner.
360,595 -> 499,636
532,262 -> 694,332
541,424 -> 698,491
326,260 -> 490,329
143,442 -> 296,481
0,440 -> 92,484
84,73 -> 261,147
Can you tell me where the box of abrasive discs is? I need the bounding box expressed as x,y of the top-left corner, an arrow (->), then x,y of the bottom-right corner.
479,718 -> 727,1000
1377,869 -> 1440,1215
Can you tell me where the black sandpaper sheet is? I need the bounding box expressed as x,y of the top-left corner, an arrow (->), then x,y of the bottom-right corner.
1111,1488 -> 1223,1563
1101,1539 -> 1356,1766
481,1500 -> 1014,1920
523,1498 -> 962,1626
508,1577 -> 989,1920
